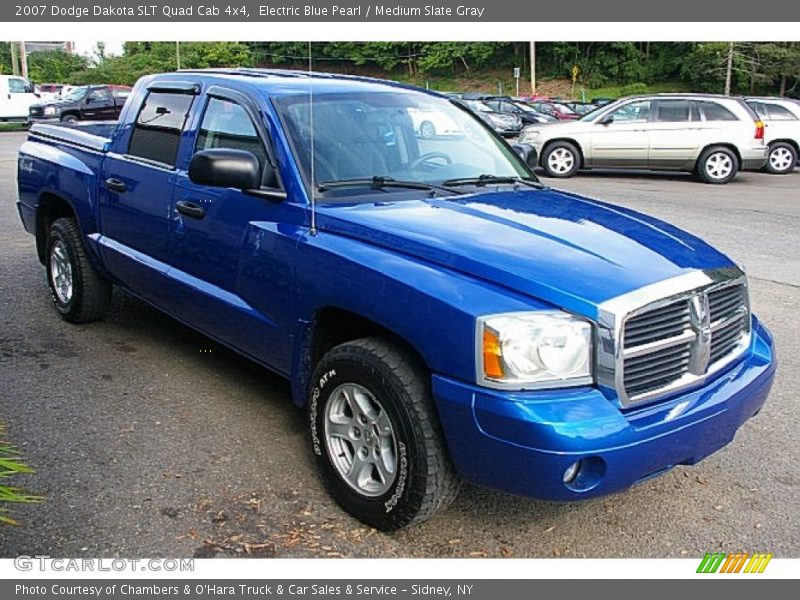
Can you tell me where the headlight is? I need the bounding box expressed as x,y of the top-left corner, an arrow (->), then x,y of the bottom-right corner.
43,105 -> 57,116
477,311 -> 593,389
521,130 -> 541,142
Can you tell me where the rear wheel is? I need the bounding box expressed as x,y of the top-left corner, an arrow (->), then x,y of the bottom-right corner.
765,142 -> 797,175
46,218 -> 112,323
541,141 -> 581,178
697,146 -> 738,184
308,338 -> 460,530
419,121 -> 436,139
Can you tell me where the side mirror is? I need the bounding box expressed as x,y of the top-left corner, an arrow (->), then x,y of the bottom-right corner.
512,143 -> 538,169
598,115 -> 614,126
188,149 -> 262,190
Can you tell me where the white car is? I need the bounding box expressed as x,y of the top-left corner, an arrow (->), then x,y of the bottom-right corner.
520,94 -> 768,184
408,107 -> 462,138
745,97 -> 800,174
0,75 -> 40,124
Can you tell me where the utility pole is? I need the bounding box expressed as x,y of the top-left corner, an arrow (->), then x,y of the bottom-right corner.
10,41 -> 20,75
529,41 -> 536,95
19,41 -> 29,79
176,41 -> 181,70
724,41 -> 733,96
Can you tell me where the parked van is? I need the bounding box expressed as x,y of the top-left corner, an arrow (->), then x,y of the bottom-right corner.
0,75 -> 40,123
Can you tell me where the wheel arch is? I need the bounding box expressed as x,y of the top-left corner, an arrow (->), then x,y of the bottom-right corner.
696,143 -> 742,170
540,137 -> 585,168
35,192 -> 78,265
769,138 -> 800,156
292,306 -> 430,408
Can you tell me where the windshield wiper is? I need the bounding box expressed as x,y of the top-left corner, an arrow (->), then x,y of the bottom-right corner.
442,174 -> 544,189
317,176 -> 461,196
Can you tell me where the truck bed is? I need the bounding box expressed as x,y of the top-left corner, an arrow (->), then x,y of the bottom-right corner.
28,121 -> 118,152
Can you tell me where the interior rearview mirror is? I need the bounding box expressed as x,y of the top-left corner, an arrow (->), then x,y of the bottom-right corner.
512,143 -> 538,169
188,149 -> 262,190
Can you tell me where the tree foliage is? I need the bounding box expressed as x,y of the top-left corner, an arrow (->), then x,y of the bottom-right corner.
0,42 -> 798,97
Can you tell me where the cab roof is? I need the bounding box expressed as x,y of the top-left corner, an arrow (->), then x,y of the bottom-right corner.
171,68 -> 444,98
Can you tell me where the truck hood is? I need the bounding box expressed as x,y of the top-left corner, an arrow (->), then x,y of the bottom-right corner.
315,187 -> 734,319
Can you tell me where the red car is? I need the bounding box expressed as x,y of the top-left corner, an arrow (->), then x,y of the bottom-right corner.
525,100 -> 580,121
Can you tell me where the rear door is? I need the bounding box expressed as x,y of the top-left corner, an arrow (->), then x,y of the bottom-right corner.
648,99 -> 702,170
98,83 -> 199,303
588,99 -> 651,168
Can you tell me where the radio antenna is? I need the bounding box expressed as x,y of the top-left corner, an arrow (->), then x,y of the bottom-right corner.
307,41 -> 317,236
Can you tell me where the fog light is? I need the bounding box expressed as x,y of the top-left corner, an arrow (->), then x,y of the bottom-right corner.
563,460 -> 581,483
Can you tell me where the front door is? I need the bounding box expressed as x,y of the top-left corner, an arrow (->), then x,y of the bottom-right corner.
168,90 -> 294,367
589,99 -> 651,168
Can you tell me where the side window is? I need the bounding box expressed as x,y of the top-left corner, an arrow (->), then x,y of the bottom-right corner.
607,100 -> 651,123
87,88 -> 112,103
699,101 -> 738,121
746,101 -> 768,120
196,97 -> 269,178
765,103 -> 798,121
128,92 -> 194,167
8,78 -> 28,94
654,100 -> 691,122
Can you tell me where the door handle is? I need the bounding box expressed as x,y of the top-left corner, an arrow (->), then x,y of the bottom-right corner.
104,178 -> 127,193
176,200 -> 205,220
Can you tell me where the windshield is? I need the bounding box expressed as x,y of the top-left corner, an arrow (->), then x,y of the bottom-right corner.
274,90 -> 532,192
61,87 -> 88,102
512,101 -> 537,113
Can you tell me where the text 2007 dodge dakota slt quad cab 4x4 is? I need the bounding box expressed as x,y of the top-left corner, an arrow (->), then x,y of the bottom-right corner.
17,70 -> 776,531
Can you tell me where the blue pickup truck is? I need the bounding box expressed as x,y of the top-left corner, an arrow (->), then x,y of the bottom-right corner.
16,69 -> 776,531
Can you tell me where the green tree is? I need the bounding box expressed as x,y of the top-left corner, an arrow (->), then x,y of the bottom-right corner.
27,50 -> 88,83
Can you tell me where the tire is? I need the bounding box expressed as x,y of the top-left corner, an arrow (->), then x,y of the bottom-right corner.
696,145 -> 738,184
60,114 -> 78,123
541,141 -> 581,178
308,338 -> 460,531
419,121 -> 436,139
46,218 -> 112,323
765,142 -> 797,175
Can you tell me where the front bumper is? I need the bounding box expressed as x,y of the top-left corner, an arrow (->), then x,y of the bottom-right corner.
27,116 -> 61,124
740,146 -> 769,171
432,317 -> 775,501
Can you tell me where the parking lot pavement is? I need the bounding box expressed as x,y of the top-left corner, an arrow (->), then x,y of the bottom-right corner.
1,130 -> 798,558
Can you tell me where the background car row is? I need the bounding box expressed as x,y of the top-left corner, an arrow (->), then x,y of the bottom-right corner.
0,75 -> 131,124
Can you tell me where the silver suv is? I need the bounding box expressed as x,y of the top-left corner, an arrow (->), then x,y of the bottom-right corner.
520,94 -> 768,184
745,97 -> 800,175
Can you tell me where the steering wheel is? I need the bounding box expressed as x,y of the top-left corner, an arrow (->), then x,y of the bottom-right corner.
409,152 -> 452,171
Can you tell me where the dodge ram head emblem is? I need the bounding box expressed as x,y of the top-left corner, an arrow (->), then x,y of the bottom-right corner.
689,292 -> 713,374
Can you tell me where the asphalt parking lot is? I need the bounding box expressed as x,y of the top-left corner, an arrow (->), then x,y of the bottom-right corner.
1,129 -> 798,558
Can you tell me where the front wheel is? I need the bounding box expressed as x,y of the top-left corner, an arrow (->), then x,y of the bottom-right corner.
308,338 -> 460,531
60,114 -> 78,123
541,141 -> 581,178
765,142 -> 797,175
46,218 -> 112,323
697,146 -> 738,184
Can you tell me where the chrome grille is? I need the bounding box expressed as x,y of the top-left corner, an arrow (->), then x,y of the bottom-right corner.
597,269 -> 752,408
623,299 -> 692,398
709,284 -> 748,365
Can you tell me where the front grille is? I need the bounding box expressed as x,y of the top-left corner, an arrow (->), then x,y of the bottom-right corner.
618,279 -> 750,406
709,284 -> 748,364
623,298 -> 692,398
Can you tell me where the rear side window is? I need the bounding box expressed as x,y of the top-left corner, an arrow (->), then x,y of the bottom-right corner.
654,100 -> 691,122
196,97 -> 268,172
699,101 -> 738,121
765,103 -> 798,121
128,92 -> 194,167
